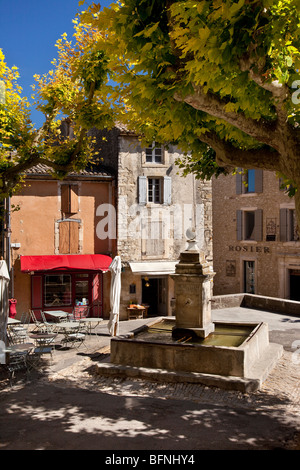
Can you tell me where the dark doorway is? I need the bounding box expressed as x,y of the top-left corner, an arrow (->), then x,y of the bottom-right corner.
244,261 -> 255,294
142,277 -> 167,316
290,270 -> 300,301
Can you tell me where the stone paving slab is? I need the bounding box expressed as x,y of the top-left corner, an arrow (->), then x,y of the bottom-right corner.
0,310 -> 299,450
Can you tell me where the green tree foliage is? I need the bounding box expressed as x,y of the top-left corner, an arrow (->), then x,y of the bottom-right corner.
84,0 -> 300,219
0,21 -> 114,198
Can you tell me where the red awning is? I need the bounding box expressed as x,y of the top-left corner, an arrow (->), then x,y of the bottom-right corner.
20,254 -> 113,273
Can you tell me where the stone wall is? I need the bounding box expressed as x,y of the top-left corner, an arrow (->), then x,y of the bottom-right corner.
212,170 -> 300,299
115,133 -> 213,319
117,135 -> 213,263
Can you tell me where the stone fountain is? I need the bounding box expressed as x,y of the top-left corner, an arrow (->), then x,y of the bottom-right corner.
99,231 -> 283,392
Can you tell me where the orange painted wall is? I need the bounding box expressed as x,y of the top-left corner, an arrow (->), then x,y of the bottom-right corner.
10,178 -> 115,318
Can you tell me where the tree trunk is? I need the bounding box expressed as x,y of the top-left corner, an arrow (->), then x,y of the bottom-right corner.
294,185 -> 300,235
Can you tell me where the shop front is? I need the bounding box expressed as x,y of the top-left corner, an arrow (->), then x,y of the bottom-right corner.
20,254 -> 112,319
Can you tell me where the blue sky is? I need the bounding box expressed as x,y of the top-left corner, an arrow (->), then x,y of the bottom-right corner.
0,0 -> 112,127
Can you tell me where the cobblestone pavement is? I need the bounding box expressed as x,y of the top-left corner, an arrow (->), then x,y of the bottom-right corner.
46,347 -> 300,449
0,313 -> 299,450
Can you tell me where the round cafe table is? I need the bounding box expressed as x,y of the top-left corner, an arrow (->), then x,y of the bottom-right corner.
29,333 -> 57,347
29,333 -> 57,340
56,322 -> 80,330
79,318 -> 103,335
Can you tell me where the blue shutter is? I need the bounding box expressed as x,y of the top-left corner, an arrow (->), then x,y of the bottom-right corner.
138,176 -> 147,205
163,176 -> 172,205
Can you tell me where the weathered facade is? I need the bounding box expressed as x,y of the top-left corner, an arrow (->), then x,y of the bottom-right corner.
212,170 -> 300,300
5,164 -> 115,319
115,130 -> 213,319
4,126 -> 213,321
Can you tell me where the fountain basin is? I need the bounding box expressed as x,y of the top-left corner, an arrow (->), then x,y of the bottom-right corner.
110,318 -> 282,381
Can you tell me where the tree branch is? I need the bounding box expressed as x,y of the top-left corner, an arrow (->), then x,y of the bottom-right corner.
239,54 -> 290,129
198,130 -> 282,172
174,84 -> 279,150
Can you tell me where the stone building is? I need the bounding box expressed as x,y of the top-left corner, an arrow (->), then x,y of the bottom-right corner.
114,127 -> 213,319
212,169 -> 300,300
3,125 -> 213,321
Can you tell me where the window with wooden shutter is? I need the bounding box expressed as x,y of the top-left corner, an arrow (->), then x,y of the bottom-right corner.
280,208 -> 299,241
142,219 -> 165,257
254,170 -> 263,193
236,169 -> 263,194
254,209 -> 263,241
236,170 -> 243,194
59,220 -> 79,254
237,209 -> 263,241
139,176 -> 172,205
236,210 -> 243,240
61,184 -> 78,214
163,176 -> 172,205
138,176 -> 147,205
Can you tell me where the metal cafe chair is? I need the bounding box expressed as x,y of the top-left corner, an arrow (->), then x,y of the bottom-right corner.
26,340 -> 54,371
40,311 -> 57,333
19,312 -> 30,326
7,312 -> 30,341
29,310 -> 47,332
68,305 -> 90,321
5,351 -> 29,386
7,326 -> 27,345
61,322 -> 88,349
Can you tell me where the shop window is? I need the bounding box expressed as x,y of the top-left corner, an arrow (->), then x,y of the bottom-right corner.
44,274 -> 72,307
236,209 -> 263,241
75,273 -> 89,304
59,220 -> 80,254
31,272 -> 104,315
61,184 -> 78,214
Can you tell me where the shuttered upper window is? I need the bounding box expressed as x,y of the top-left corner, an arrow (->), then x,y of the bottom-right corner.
280,208 -> 299,242
138,176 -> 172,205
59,220 -> 80,254
237,209 -> 263,241
61,184 -> 79,214
236,169 -> 263,194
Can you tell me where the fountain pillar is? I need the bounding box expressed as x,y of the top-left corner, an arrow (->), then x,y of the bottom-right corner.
172,235 -> 215,339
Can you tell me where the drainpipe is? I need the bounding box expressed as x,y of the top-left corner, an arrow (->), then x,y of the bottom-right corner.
0,200 -> 4,259
5,197 -> 12,297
